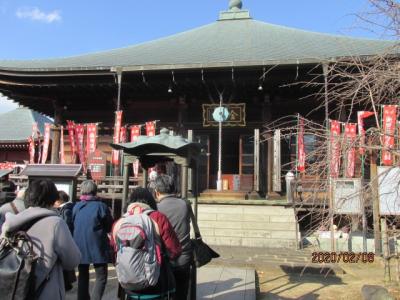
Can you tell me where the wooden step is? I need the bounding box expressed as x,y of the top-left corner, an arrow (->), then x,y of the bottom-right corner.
200,189 -> 249,200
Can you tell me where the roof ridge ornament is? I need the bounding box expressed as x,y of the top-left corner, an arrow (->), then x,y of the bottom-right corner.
219,0 -> 250,21
229,0 -> 243,11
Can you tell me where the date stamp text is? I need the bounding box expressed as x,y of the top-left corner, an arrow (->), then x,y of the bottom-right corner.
311,252 -> 375,263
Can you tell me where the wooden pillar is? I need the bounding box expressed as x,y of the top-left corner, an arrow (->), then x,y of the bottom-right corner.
254,129 -> 260,192
267,137 -> 274,195
187,130 -> 193,192
113,69 -> 123,177
142,168 -> 148,188
51,101 -> 63,164
370,149 -> 382,255
121,157 -> 130,216
177,97 -> 187,135
262,95 -> 273,196
381,218 -> 390,282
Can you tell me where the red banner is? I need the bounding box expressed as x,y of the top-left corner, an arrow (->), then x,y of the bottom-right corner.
113,111 -> 123,144
344,123 -> 357,178
112,111 -> 123,166
357,111 -> 374,155
130,125 -> 141,142
75,124 -> 86,168
41,123 -> 51,164
112,150 -> 120,166
86,123 -> 98,158
67,121 -> 77,162
297,117 -> 305,172
28,136 -> 35,164
130,125 -> 141,177
120,126 -> 127,143
60,126 -> 65,164
145,121 -> 156,137
146,121 -> 156,174
382,105 -> 398,166
330,120 -> 341,178
32,122 -> 39,139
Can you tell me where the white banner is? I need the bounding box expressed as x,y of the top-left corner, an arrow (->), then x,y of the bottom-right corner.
273,129 -> 282,192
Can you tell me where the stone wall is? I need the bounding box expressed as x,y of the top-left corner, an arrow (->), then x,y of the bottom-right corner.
197,204 -> 299,248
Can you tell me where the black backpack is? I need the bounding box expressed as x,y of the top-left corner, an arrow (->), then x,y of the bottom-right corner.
0,217 -> 51,300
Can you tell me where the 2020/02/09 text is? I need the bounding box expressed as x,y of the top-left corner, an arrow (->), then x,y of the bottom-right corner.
312,252 -> 375,263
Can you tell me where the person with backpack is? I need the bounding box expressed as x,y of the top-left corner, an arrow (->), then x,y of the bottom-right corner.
112,187 -> 182,300
155,174 -> 193,300
73,180 -> 114,300
54,190 -> 76,291
0,179 -> 81,300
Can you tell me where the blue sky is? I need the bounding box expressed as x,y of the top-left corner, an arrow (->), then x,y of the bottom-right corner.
0,0 -> 387,113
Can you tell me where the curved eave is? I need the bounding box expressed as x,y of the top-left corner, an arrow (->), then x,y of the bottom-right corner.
0,55 -> 380,75
0,67 -> 114,77
115,55 -> 380,72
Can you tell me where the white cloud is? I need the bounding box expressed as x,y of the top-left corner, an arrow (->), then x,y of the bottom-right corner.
16,7 -> 61,23
0,94 -> 18,114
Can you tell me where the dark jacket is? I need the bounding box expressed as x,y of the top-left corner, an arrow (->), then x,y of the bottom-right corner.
57,202 -> 74,233
1,207 -> 81,300
73,196 -> 113,264
0,191 -> 16,206
157,195 -> 192,267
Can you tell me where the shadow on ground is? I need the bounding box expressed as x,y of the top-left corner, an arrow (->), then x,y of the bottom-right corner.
257,265 -> 345,300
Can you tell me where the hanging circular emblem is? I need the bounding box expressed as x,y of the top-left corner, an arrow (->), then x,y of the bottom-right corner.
212,107 -> 230,123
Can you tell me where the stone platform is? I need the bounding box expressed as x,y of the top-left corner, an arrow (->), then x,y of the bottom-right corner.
197,204 -> 299,248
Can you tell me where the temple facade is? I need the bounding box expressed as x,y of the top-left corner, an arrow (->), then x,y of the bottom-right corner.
0,1 -> 395,197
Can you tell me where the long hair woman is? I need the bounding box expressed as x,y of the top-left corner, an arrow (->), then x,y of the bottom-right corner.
1,179 -> 81,300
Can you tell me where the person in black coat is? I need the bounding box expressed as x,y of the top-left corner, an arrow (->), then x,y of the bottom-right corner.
54,190 -> 76,291
0,175 -> 16,206
54,191 -> 74,231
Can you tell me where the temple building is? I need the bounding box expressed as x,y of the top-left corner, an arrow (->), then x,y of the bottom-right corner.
0,0 -> 396,197
0,107 -> 52,164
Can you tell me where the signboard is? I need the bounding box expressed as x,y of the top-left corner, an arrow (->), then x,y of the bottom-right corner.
202,103 -> 246,127
87,149 -> 107,181
333,178 -> 362,214
378,166 -> 400,215
55,182 -> 73,197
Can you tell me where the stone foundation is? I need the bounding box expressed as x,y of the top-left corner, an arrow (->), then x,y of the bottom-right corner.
196,204 -> 299,249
